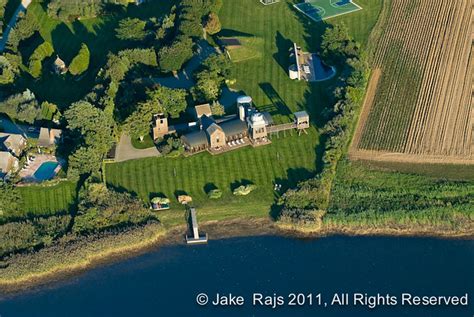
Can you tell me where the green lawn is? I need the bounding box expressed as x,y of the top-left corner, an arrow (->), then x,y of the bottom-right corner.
14,1 -> 176,108
16,181 -> 77,217
106,129 -> 319,224
220,0 -> 382,125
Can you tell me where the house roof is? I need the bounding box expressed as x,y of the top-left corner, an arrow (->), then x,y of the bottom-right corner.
54,56 -> 66,67
182,130 -> 208,147
0,151 -> 16,173
0,132 -> 26,154
206,123 -> 224,136
220,119 -> 248,137
38,127 -> 62,147
194,104 -> 212,119
294,111 -> 309,120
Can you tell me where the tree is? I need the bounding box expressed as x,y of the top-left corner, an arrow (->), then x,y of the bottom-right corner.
204,12 -> 221,35
0,182 -> 21,219
145,86 -> 187,118
0,89 -> 40,123
321,23 -> 360,64
72,183 -> 158,235
65,101 -> 114,177
123,102 -> 154,141
158,37 -> 194,73
28,41 -> 54,78
210,100 -> 224,116
193,70 -> 220,102
192,54 -> 232,102
115,18 -> 147,41
47,0 -> 107,21
0,55 -> 17,85
69,43 -> 90,75
64,101 -> 114,152
6,10 -> 40,52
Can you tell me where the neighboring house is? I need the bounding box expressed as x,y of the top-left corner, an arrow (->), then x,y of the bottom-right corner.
37,127 -> 62,147
53,56 -> 67,74
0,132 -> 27,156
0,151 -> 19,177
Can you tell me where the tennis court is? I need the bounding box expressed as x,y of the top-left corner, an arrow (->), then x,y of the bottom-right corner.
294,0 -> 362,22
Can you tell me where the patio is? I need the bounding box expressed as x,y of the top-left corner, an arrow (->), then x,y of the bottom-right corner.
19,154 -> 61,182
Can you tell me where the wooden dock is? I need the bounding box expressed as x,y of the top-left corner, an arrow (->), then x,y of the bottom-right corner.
186,207 -> 208,244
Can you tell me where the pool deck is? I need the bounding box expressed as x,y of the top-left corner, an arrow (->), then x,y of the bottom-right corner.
19,154 -> 60,182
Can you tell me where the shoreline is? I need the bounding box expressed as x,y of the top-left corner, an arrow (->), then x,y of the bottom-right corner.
1,217 -> 472,296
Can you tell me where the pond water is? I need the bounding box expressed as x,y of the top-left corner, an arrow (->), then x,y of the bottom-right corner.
33,161 -> 59,181
1,235 -> 472,317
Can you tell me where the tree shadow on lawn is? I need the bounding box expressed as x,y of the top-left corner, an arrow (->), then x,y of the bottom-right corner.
258,82 -> 292,117
229,179 -> 254,192
218,28 -> 255,38
51,23 -> 81,63
203,182 -> 218,194
272,31 -> 293,74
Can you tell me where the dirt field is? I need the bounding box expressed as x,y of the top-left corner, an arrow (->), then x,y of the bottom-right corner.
351,0 -> 473,165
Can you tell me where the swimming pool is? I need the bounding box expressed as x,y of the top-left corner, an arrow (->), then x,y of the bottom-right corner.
312,54 -> 336,81
33,161 -> 59,181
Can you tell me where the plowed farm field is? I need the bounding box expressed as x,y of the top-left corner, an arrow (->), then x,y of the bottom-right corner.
351,0 -> 473,165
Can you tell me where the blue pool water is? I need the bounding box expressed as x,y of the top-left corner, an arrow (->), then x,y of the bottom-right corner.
33,161 -> 59,181
313,55 -> 336,81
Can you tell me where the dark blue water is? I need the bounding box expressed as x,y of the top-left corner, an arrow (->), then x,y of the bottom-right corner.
0,236 -> 472,317
33,161 -> 59,181
313,55 -> 336,81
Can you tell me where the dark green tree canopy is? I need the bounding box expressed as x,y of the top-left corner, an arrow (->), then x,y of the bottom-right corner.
115,18 -> 147,41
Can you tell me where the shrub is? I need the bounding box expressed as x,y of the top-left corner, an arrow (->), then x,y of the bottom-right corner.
69,43 -> 90,76
233,184 -> 257,196
208,189 -> 222,199
28,42 -> 54,78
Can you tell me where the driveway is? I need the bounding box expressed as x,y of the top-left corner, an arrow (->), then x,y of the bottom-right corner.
115,134 -> 160,162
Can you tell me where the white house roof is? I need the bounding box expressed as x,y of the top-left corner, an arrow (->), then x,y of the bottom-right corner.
237,95 -> 252,104
294,111 -> 309,119
250,112 -> 266,126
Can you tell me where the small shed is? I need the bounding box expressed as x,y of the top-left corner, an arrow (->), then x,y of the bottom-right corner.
53,56 -> 67,74
294,111 -> 310,130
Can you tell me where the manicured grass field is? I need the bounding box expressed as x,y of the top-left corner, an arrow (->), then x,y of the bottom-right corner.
219,0 -> 381,125
15,1 -> 175,107
106,129 -> 319,224
16,181 -> 77,217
